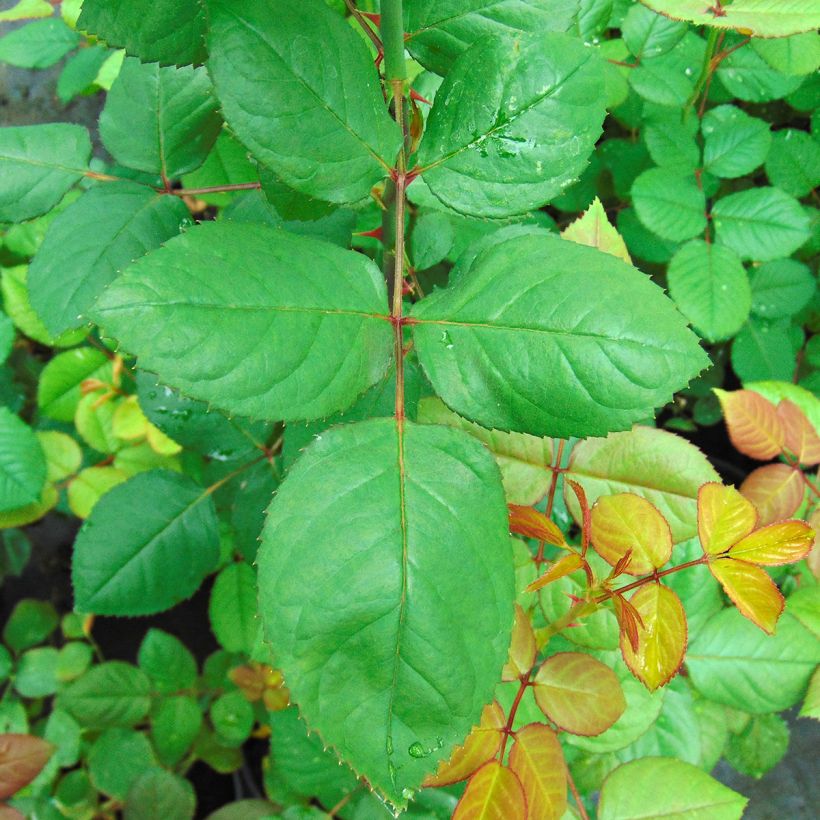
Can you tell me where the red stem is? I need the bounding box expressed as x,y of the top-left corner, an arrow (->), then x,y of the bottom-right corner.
598,557 -> 708,601
567,767 -> 590,820
498,677 -> 529,761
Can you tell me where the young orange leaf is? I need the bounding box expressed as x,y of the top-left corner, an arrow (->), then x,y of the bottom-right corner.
708,557 -> 784,634
508,723 -> 567,820
590,492 -> 672,575
697,482 -> 757,556
714,388 -> 785,461
729,520 -> 815,566
0,804 -> 24,819
777,399 -> 820,466
533,652 -> 626,736
508,505 -> 565,547
566,478 -> 591,554
452,761 -> 527,820
526,552 -> 584,594
0,735 -> 54,800
740,464 -> 804,526
502,605 -> 537,682
561,197 -> 632,264
424,701 -> 506,788
620,584 -> 687,691
808,509 -> 820,580
613,594 -> 644,653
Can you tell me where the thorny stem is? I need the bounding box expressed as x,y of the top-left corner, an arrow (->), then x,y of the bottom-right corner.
597,556 -> 708,601
343,0 -> 383,53
567,767 -> 591,820
536,440 -> 566,565
497,675 -> 529,761
172,182 -> 262,197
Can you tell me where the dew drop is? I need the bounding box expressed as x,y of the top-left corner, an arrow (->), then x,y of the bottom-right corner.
408,742 -> 427,758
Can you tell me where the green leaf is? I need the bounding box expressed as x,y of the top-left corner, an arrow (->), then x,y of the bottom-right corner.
616,207 -> 680,264
565,426 -> 719,543
640,1 -> 820,37
181,131 -> 258,207
628,32 -> 704,108
2,599 -> 57,652
0,19 -> 78,69
257,418 -> 514,806
44,710 -> 82,768
701,105 -> 771,179
28,182 -> 189,335
209,563 -> 259,655
151,696 -> 202,766
667,240 -> 751,343
0,124 -> 91,223
621,3 -> 686,60
643,121 -> 700,172
125,769 -> 196,820
765,129 -> 820,198
417,32 -> 606,217
92,222 -> 393,422
404,0 -> 579,75
417,397 -> 553,506
631,167 -> 706,243
60,661 -> 152,728
411,212 -> 455,271
88,728 -> 157,799
72,470 -> 220,616
725,714 -> 789,779
0,0 -> 53,22
411,233 -> 707,438
687,609 -> 820,714
207,0 -> 401,204
664,539 -> 722,642
37,347 -> 113,422
14,648 -> 60,698
268,708 -> 358,807
78,0 -> 207,66
717,42 -> 803,103
210,691 -> 254,748
752,32 -> 820,76
57,46 -> 110,104
713,187 -> 810,262
0,408 -> 46,513
99,58 -> 222,179
731,319 -> 796,383
749,258 -> 816,320
137,629 -> 198,693
598,757 -> 747,820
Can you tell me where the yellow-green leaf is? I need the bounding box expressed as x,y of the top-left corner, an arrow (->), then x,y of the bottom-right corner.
508,723 -> 567,820
729,520 -> 815,566
708,558 -> 784,634
697,483 -> 757,557
561,197 -> 631,264
452,761 -> 526,820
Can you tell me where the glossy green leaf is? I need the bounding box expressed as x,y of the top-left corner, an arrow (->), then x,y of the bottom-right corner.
2,599 -> 57,653
701,105 -> 771,179
100,58 -> 222,178
640,1 -> 820,37
404,0 -> 579,75
57,46 -> 110,103
667,240 -> 751,343
14,648 -> 59,698
72,470 -> 220,616
210,691 -> 254,748
0,19 -> 78,69
411,212 -> 455,271
599,757 -> 747,820
37,347 -> 113,422
28,182 -> 189,335
622,3 -> 686,59
181,131 -> 257,206
0,408 -> 46,513
628,32 -> 704,108
417,32 -> 606,217
725,714 -> 789,779
152,696 -> 202,767
565,426 -> 719,543
257,418 -> 514,806
765,129 -> 820,198
207,0 -> 401,203
643,121 -> 699,172
631,168 -> 706,243
687,609 -> 820,714
60,662 -> 152,728
209,562 -> 259,655
749,258 -> 815,320
88,728 -> 157,799
125,769 -> 196,820
752,32 -> 820,76
411,233 -> 707,438
268,708 -> 358,807
0,124 -> 91,223
717,43 -> 803,103
417,397 -> 553,506
92,222 -> 393,421
713,187 -> 810,262
137,629 -> 197,694
731,319 -> 796,383
78,0 -> 207,66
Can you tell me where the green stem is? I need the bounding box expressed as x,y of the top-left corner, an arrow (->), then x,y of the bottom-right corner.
684,27 -> 719,120
379,0 -> 406,84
